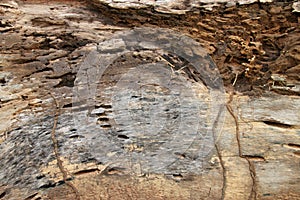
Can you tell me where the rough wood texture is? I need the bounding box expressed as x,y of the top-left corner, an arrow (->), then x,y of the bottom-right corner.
0,0 -> 299,199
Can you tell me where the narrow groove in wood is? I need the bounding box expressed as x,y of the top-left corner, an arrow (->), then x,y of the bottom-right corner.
226,93 -> 257,200
49,93 -> 80,200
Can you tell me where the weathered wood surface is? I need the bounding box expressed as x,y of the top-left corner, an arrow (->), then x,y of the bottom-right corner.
0,0 -> 299,199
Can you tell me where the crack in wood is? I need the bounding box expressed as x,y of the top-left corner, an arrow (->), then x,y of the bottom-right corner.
49,93 -> 80,200
24,192 -> 38,200
226,93 -> 257,200
214,143 -> 226,200
285,143 -> 300,149
213,103 -> 227,200
1,1 -> 299,198
0,189 -> 7,199
262,120 -> 293,129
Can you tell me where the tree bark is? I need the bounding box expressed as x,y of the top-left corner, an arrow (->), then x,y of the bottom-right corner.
0,0 -> 299,199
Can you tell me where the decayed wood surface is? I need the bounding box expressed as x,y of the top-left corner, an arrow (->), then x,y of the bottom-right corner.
0,0 -> 299,199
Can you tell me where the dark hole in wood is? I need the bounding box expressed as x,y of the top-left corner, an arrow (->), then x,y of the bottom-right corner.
0,78 -> 6,85
98,104 -> 112,109
0,190 -> 7,199
263,120 -> 292,128
287,143 -> 300,149
39,182 -> 56,189
36,175 -> 45,180
54,72 -> 76,88
24,192 -> 38,200
174,152 -> 186,159
293,151 -> 300,156
173,173 -> 183,178
100,124 -> 111,128
117,134 -> 129,139
21,95 -> 28,100
62,103 -> 72,108
98,117 -> 109,122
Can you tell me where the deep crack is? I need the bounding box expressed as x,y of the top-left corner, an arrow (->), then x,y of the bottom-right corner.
50,93 -> 80,200
215,143 -> 226,200
226,93 -> 257,200
213,103 -> 227,200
